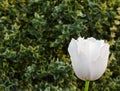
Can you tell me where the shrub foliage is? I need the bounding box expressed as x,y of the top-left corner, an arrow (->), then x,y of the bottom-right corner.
0,0 -> 120,91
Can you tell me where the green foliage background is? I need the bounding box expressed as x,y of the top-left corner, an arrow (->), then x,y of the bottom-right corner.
0,0 -> 120,91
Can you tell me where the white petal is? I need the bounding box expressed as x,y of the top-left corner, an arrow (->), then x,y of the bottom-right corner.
68,38 -> 79,66
87,37 -> 96,42
74,50 -> 90,81
89,43 -> 110,80
68,38 -> 90,80
77,37 -> 105,63
77,37 -> 89,60
68,38 -> 78,58
73,37 -> 91,80
88,40 -> 104,62
68,37 -> 110,81
80,37 -> 104,63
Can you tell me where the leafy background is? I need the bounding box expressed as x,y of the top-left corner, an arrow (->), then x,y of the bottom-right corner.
0,0 -> 120,91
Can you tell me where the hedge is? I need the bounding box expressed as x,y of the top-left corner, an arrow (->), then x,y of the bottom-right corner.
0,0 -> 120,91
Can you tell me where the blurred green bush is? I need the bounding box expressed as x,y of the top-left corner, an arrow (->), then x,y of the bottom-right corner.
0,0 -> 120,91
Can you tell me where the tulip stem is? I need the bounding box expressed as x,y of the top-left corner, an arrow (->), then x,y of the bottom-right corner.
84,80 -> 90,91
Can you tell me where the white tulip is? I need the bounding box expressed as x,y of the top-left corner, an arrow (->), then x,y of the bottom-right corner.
68,37 -> 110,81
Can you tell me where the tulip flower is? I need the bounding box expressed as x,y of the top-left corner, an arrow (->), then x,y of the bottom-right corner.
68,37 -> 110,91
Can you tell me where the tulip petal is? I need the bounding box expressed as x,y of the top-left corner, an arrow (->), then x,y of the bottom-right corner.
88,39 -> 104,62
68,38 -> 78,58
68,37 -> 110,81
89,43 -> 110,80
87,37 -> 96,42
74,52 -> 91,81
68,38 -> 79,66
77,37 -> 105,63
68,38 -> 90,80
77,37 -> 89,59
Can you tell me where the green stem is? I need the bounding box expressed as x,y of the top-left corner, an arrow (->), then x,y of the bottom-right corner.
84,80 -> 90,91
